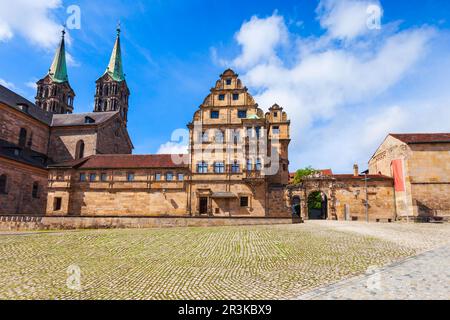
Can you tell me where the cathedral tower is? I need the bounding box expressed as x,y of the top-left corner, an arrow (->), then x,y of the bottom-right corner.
94,26 -> 130,124
35,30 -> 75,114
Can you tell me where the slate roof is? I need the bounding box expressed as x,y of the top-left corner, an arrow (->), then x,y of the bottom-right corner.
0,84 -> 53,125
0,139 -> 49,169
49,154 -> 189,169
51,112 -> 118,127
390,133 -> 450,144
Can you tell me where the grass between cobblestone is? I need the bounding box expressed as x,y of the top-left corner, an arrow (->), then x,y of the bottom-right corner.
0,223 -> 432,300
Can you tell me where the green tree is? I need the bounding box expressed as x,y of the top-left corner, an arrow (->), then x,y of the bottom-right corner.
292,166 -> 318,184
308,191 -> 324,209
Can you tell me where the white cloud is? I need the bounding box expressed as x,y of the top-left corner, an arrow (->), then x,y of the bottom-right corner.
157,142 -> 188,155
232,14 -> 288,68
25,81 -> 37,90
0,0 -> 63,48
0,78 -> 16,90
317,0 -> 383,41
213,3 -> 450,172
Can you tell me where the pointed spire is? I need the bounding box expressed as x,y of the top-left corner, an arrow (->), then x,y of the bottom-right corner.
105,23 -> 125,82
49,28 -> 69,83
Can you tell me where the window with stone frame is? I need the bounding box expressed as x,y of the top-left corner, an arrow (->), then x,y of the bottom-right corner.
246,159 -> 253,171
238,110 -> 247,119
226,79 -> 232,85
89,173 -> 97,182
197,161 -> 208,174
54,197 -> 62,211
210,110 -> 219,119
232,93 -> 239,101
218,94 -> 225,101
214,162 -> 225,174
231,161 -> 240,173
256,159 -> 262,171
127,172 -> 135,182
232,129 -> 241,144
215,130 -> 224,143
240,196 -> 249,207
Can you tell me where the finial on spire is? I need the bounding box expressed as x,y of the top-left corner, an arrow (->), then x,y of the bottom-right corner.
116,21 -> 121,36
62,24 -> 66,38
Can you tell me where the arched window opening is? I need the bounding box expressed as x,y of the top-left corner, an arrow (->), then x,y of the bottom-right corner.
76,140 -> 85,159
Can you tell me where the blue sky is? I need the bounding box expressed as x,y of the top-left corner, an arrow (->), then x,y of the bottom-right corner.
1,0 -> 450,172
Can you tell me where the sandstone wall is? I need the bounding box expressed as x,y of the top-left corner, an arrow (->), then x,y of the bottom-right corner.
0,103 -> 50,154
0,158 -> 48,215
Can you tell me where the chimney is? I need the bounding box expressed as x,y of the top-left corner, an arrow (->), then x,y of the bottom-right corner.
353,164 -> 359,176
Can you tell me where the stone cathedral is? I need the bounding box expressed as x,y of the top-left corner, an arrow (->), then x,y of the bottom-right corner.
0,28 -> 292,219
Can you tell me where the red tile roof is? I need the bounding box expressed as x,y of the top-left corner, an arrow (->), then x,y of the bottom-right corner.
49,154 -> 189,169
390,133 -> 450,144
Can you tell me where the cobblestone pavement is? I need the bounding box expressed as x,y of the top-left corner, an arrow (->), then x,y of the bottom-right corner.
298,243 -> 450,300
0,222 -> 449,300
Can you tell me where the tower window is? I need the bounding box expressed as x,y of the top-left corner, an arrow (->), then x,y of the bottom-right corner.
233,94 -> 239,101
272,126 -> 280,135
226,79 -> 232,85
210,110 -> 219,119
274,112 -> 278,117
0,174 -> 7,194
238,110 -> 247,118
218,94 -> 225,101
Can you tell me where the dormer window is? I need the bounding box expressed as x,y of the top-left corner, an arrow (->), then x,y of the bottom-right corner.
85,116 -> 95,124
17,104 -> 29,113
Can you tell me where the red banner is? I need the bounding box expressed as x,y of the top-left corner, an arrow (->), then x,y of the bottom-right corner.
392,159 -> 405,192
